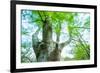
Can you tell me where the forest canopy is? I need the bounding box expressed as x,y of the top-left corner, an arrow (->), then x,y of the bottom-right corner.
21,10 -> 90,63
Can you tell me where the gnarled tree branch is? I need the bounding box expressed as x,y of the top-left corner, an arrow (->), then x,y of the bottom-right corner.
59,37 -> 72,49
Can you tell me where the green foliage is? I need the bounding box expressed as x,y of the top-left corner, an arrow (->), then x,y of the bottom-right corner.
73,42 -> 90,60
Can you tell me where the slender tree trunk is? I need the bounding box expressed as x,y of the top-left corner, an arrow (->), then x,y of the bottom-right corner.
48,23 -> 61,61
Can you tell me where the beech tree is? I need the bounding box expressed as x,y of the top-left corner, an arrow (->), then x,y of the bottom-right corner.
21,10 -> 90,62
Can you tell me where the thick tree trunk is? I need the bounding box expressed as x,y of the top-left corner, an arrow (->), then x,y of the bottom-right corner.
32,14 -> 71,62
37,16 -> 53,62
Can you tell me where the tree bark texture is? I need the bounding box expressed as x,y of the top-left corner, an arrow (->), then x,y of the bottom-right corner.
32,15 -> 71,62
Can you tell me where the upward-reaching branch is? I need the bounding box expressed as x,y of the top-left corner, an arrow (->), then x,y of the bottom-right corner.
33,27 -> 40,35
59,37 -> 72,49
38,11 -> 44,23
